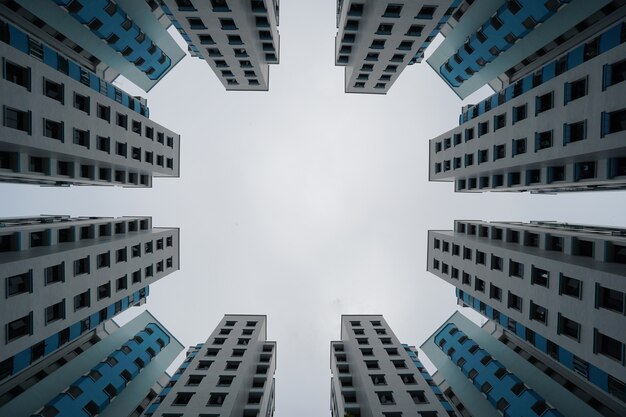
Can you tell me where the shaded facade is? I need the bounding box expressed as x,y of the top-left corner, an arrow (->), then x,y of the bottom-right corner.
429,18 -> 626,193
0,15 -> 180,187
0,310 -> 183,417
159,0 -> 280,91
146,314 -> 276,417
427,220 -> 626,412
0,0 -> 185,91
421,311 -> 626,417
330,314 -> 455,417
0,215 -> 180,386
335,0 -> 462,94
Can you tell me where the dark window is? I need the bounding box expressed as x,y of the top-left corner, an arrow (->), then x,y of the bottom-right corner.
6,313 -> 32,341
4,61 -> 30,89
4,107 -> 30,133
44,79 -> 63,103
6,271 -> 32,296
558,314 -> 580,340
597,285 -> 624,313
73,93 -> 90,114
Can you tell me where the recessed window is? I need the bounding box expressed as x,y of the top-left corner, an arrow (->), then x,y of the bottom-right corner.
564,120 -> 586,144
44,79 -> 63,103
45,300 -> 65,324
560,274 -> 582,299
490,284 -> 502,301
508,291 -> 522,311
208,392 -> 228,406
536,91 -> 553,114
45,263 -> 64,285
530,301 -> 547,324
172,392 -> 194,405
186,374 -> 205,386
535,130 -> 553,150
376,23 -> 393,35
597,285 -> 624,313
558,314 -> 580,340
513,104 -> 527,124
219,18 -> 237,30
410,390 -> 427,404
73,93 -> 90,114
383,4 -> 403,18
6,271 -> 32,297
4,107 -> 30,133
4,60 -> 30,90
97,282 -> 111,300
73,256 -> 90,276
595,330 -> 623,362
406,25 -> 423,37
377,391 -> 395,404
566,77 -> 587,103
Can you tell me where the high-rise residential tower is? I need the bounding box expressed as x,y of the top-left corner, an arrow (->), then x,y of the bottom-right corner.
0,215 -> 180,386
0,310 -> 184,417
0,0 -> 186,91
158,0 -> 280,91
429,17 -> 626,194
0,13 -> 181,187
427,220 -> 626,410
426,0 -> 626,99
421,311 -> 626,417
145,314 -> 276,417
330,315 -> 456,417
335,0 -> 462,94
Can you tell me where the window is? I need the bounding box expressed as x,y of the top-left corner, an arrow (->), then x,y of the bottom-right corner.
219,18 -> 236,30
371,374 -> 386,385
602,108 -> 626,136
508,292 -> 522,311
530,301 -> 547,324
535,130 -> 553,150
116,275 -> 127,291
207,392 -> 228,406
172,392 -> 194,405
595,330 -> 623,362
597,285 -> 624,313
116,113 -> 128,129
218,375 -> 234,386
4,61 -> 30,89
4,107 -> 30,133
73,93 -> 90,114
225,361 -> 240,370
73,256 -> 89,276
45,300 -> 65,324
6,271 -> 32,297
513,104 -> 527,124
400,374 -> 416,384
410,390 -> 427,404
565,77 -> 587,103
491,255 -> 503,271
97,282 -> 111,300
531,266 -> 549,287
44,79 -> 63,103
604,59 -> 626,89
383,4 -> 403,18
558,314 -> 580,340
392,360 -> 406,369
377,391 -> 395,404
45,263 -> 64,285
564,120 -> 586,144
377,23 -> 393,35
560,274 -> 582,298
197,360 -> 212,370
406,25 -> 423,36
186,374 -> 205,386
490,284 -> 502,300
509,260 -> 523,278
536,91 -> 553,114
575,161 -> 596,180
7,313 -> 32,341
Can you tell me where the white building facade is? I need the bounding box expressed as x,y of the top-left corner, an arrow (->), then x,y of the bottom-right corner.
429,18 -> 626,193
0,215 -> 180,385
159,0 -> 280,91
330,314 -> 455,417
427,220 -> 626,410
0,15 -> 181,188
0,310 -> 184,417
145,314 -> 276,417
335,0 -> 462,94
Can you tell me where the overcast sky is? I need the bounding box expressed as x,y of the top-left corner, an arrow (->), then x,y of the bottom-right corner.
3,1 -> 626,415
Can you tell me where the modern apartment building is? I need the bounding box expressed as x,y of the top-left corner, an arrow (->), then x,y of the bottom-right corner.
427,220 -> 626,411
0,14 -> 181,187
426,0 -> 626,99
145,314 -> 276,417
429,17 -> 626,194
0,0 -> 185,92
0,310 -> 184,417
158,0 -> 280,91
422,311 -> 626,417
335,0 -> 462,94
0,215 -> 180,386
330,315 -> 455,417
